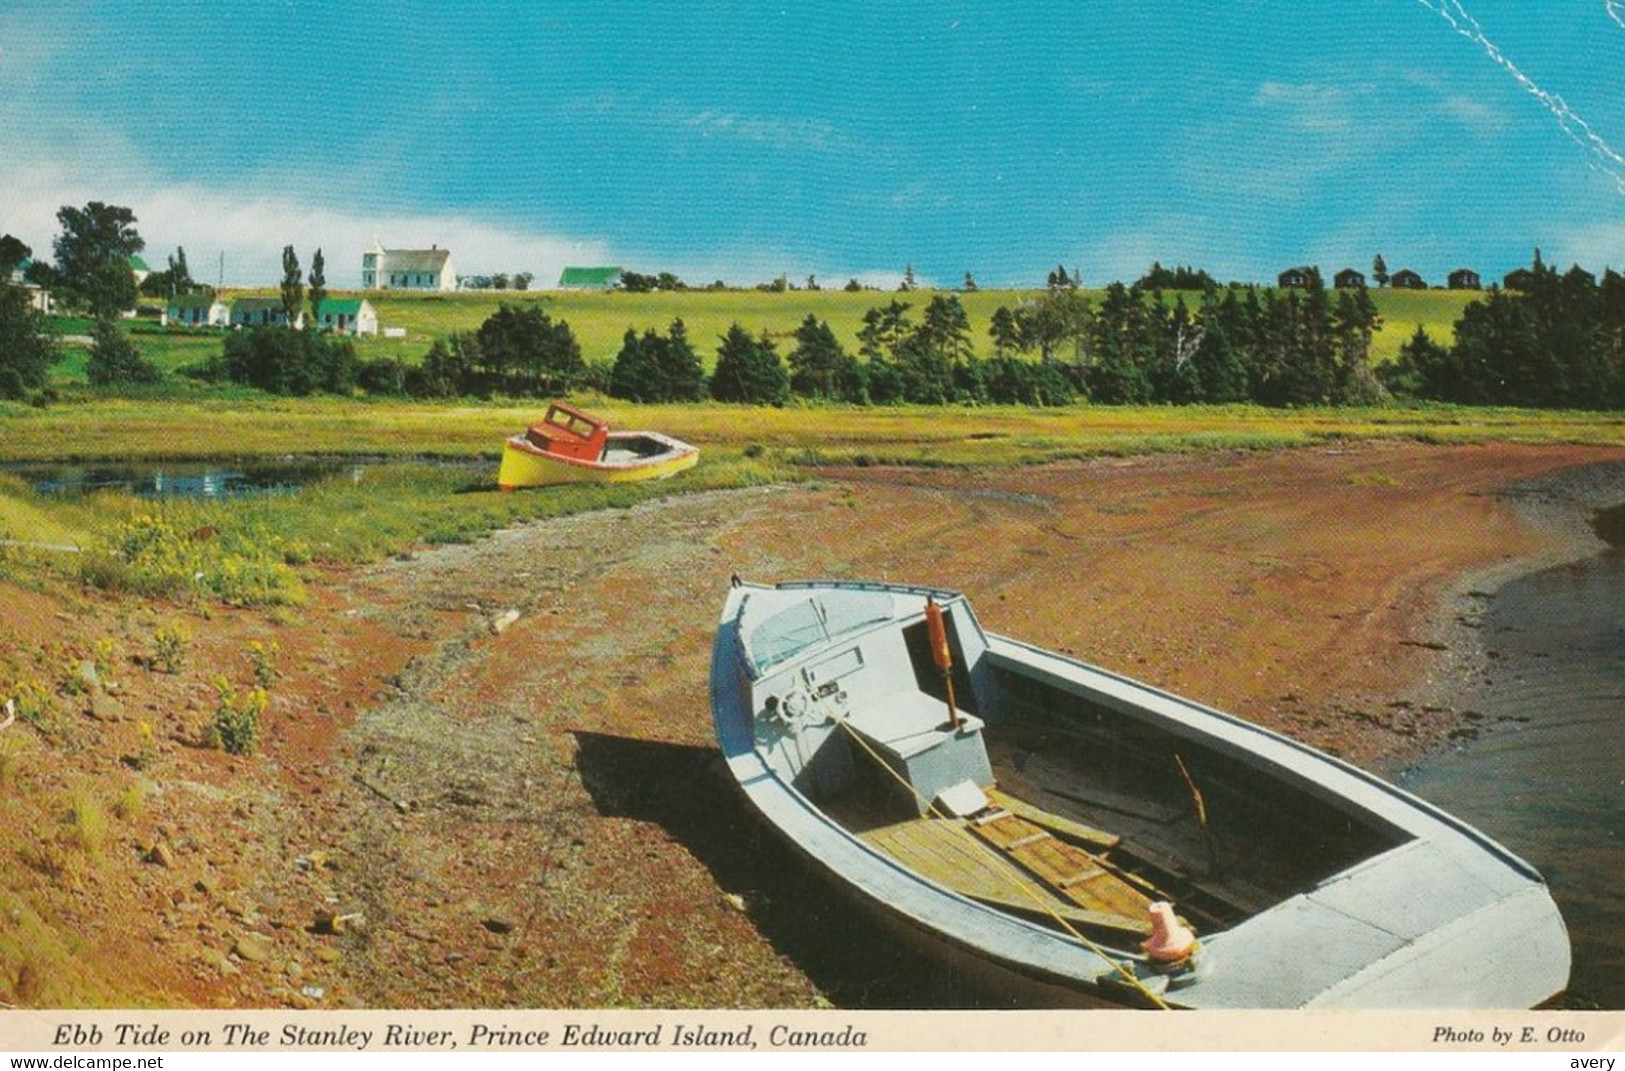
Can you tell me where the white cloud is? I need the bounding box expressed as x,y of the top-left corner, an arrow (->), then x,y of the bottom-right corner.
1553,218 -> 1625,271
1078,216 -> 1266,286
887,181 -> 953,211
1252,81 -> 1356,136
641,241 -> 913,291
1,25 -> 618,292
1417,0 -> 1625,196
0,7 -> 76,84
1402,69 -> 1507,134
0,160 -> 615,289
1201,80 -> 1394,203
851,269 -> 929,291
680,110 -> 841,151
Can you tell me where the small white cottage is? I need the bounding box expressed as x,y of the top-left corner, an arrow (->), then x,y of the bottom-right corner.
314,297 -> 378,335
164,294 -> 228,328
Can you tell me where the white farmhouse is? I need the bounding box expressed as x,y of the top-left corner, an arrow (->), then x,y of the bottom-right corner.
314,297 -> 378,335
7,260 -> 51,312
362,242 -> 456,291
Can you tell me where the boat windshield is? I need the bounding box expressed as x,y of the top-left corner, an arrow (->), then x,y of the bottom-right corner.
747,591 -> 895,674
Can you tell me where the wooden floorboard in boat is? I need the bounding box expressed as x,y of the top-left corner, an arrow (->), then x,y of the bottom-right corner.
969,812 -> 1154,920
983,786 -> 1121,850
829,798 -> 1154,938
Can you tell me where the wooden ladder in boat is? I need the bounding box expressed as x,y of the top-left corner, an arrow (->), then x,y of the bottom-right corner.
969,809 -> 1154,925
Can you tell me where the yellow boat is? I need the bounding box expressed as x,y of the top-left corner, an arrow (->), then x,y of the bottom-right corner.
497,401 -> 699,490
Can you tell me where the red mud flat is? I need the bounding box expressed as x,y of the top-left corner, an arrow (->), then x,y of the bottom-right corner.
2,439 -> 1621,1009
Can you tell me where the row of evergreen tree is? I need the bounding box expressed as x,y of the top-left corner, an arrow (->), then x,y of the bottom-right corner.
197,282 -> 1389,408
1384,253 -> 1625,408
21,249 -> 1618,411
371,301 -> 1079,406
733,282 -> 1386,408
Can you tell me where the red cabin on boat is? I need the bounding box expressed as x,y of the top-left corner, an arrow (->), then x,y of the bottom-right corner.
524,401 -> 609,461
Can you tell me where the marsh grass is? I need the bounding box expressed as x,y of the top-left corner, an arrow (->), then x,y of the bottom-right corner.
55,659 -> 89,697
0,891 -> 137,1005
3,398 -> 1624,610
210,677 -> 266,756
246,640 -> 279,688
112,780 -> 146,821
0,733 -> 25,787
21,789 -> 107,879
83,511 -> 308,607
67,792 -> 107,857
0,473 -> 87,547
11,395 -> 1623,469
173,450 -> 786,565
147,621 -> 191,673
7,680 -> 55,732
127,720 -> 156,772
91,637 -> 116,679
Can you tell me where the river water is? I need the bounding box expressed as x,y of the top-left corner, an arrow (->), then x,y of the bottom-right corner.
6,458 -> 484,499
1399,504 -> 1625,1009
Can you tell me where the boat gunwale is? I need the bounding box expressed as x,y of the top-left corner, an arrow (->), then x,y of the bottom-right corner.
981,632 -> 1550,885
711,578 -> 1571,1008
501,429 -> 698,472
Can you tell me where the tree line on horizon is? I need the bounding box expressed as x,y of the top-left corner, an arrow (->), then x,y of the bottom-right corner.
324,280 -> 1383,409
184,249 -> 1625,410
4,200 -> 1624,411
1383,251 -> 1625,408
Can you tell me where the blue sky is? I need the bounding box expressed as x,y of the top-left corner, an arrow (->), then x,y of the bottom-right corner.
3,1 -> 1624,289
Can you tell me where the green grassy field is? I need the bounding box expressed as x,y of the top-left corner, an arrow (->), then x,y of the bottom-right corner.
51,285 -> 1477,382
183,287 -> 1074,365
4,395 -> 1623,466
1366,288 -> 1473,360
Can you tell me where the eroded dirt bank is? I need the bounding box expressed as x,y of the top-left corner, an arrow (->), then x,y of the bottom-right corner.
4,440 -> 1623,1009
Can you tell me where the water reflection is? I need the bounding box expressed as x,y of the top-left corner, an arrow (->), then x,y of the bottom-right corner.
11,460 -> 407,499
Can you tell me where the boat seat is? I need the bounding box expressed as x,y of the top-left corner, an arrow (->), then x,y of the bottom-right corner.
845,691 -> 994,815
844,690 -> 974,756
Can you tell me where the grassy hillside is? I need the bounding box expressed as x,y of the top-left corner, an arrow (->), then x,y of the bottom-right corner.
1368,288 -> 1476,362
355,285 -> 1477,365
53,285 -> 1478,382
209,287 -> 1042,365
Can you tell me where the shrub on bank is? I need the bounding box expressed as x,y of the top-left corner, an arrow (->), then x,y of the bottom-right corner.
81,512 -> 308,606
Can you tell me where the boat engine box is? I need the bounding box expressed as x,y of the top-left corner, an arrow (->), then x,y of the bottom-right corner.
847,691 -> 994,816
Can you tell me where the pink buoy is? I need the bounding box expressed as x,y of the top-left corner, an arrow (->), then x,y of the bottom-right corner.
1143,902 -> 1196,964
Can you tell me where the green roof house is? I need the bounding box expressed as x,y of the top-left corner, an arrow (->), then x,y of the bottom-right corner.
557,266 -> 623,290
314,297 -> 378,335
128,254 -> 150,284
